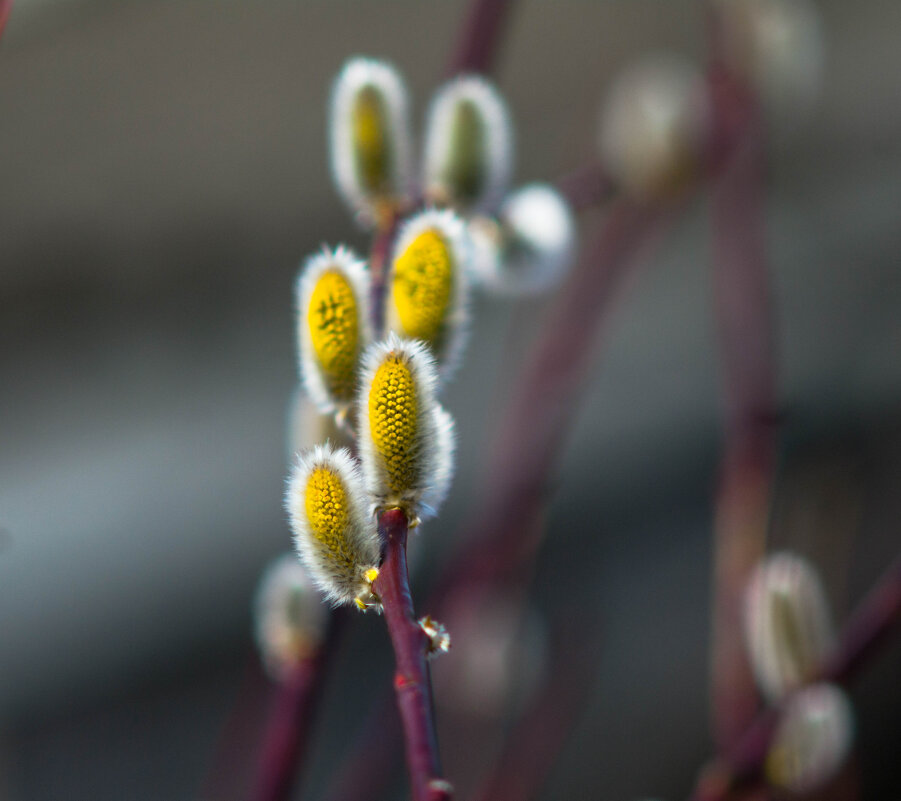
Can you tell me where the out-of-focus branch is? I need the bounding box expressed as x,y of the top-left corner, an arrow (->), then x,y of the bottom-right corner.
690,555 -> 901,801
374,509 -> 452,801
444,0 -> 517,78
707,59 -> 776,752
0,0 -> 13,38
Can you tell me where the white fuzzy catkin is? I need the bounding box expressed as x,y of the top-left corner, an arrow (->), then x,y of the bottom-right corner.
744,552 -> 835,701
469,183 -> 577,296
766,683 -> 854,793
357,334 -> 455,522
329,57 -> 412,226
286,444 -> 380,608
598,55 -> 710,199
423,75 -> 514,215
295,245 -> 371,414
254,554 -> 328,680
715,0 -> 823,124
385,208 -> 471,379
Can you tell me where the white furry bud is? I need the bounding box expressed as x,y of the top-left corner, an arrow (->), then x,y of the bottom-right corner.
469,183 -> 577,296
329,57 -> 412,227
423,75 -> 514,214
286,444 -> 380,609
744,552 -> 835,701
767,683 -> 854,793
254,554 -> 328,680
357,334 -> 455,522
598,56 -> 710,199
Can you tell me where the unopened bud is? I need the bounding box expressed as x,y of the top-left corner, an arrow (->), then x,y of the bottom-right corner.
329,57 -> 412,227
423,75 -> 514,214
744,552 -> 834,701
766,683 -> 854,793
254,554 -> 327,680
598,56 -> 709,199
286,444 -> 380,609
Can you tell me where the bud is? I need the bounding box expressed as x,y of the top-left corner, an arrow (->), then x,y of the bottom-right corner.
469,183 -> 577,296
598,56 -> 709,199
744,552 -> 834,701
329,57 -> 412,226
357,335 -> 455,522
296,246 -> 371,414
286,444 -> 380,609
715,0 -> 823,124
386,209 -> 470,376
254,554 -> 328,680
766,683 -> 854,793
423,75 -> 514,214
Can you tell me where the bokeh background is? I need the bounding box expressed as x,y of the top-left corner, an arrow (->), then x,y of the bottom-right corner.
2,1 -> 900,799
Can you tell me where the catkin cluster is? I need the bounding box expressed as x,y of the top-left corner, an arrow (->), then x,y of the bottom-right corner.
281,56 -> 581,610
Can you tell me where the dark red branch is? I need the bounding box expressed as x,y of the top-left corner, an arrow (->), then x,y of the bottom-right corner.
444,0 -> 517,78
250,615 -> 343,801
0,0 -> 13,39
374,508 -> 451,801
707,60 -> 775,752
689,554 -> 901,801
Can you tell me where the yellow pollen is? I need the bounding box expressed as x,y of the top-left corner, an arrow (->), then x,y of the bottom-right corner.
368,356 -> 419,496
352,85 -> 391,195
304,467 -> 356,574
391,228 -> 453,350
363,567 -> 380,583
307,269 -> 359,401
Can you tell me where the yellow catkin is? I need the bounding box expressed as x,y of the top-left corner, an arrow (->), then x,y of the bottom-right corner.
352,85 -> 390,195
304,467 -> 355,574
368,356 -> 419,496
391,228 -> 453,350
307,270 -> 359,400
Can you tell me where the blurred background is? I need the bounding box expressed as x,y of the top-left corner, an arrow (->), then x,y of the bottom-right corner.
2,0 -> 900,799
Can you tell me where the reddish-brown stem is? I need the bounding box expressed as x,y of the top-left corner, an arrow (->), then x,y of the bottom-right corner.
556,162 -> 615,213
707,58 -> 775,752
689,554 -> 901,801
250,614 -> 343,801
369,218 -> 400,337
444,0 -> 516,78
374,508 -> 451,801
0,0 -> 13,38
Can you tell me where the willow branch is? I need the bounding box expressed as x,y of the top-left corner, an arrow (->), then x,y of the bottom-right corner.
250,614 -> 344,801
707,59 -> 776,752
374,508 -> 451,801
444,0 -> 517,78
690,555 -> 901,801
0,0 -> 13,38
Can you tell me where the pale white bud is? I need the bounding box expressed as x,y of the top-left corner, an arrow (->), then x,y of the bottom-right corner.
329,57 -> 413,227
744,552 -> 835,701
716,0 -> 824,124
469,183 -> 577,296
598,56 -> 710,199
423,75 -> 514,215
254,554 -> 328,680
766,683 -> 854,793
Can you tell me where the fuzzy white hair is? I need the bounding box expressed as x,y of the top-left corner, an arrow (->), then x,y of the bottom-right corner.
357,334 -> 454,521
286,443 -> 380,607
744,551 -> 834,702
329,57 -> 412,227
295,245 -> 371,414
253,553 -> 327,679
423,75 -> 514,215
386,208 -> 471,381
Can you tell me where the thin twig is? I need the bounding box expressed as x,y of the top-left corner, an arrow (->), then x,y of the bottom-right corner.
0,0 -> 13,38
689,555 -> 901,801
444,0 -> 517,78
707,58 -> 776,752
250,614 -> 344,801
374,508 -> 452,801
